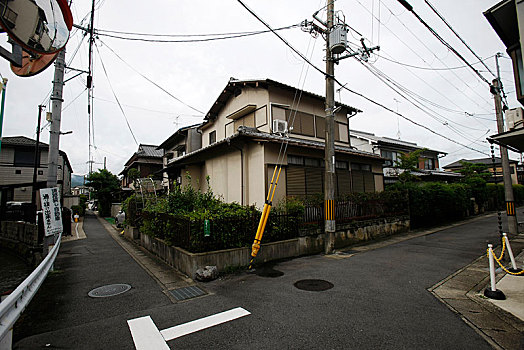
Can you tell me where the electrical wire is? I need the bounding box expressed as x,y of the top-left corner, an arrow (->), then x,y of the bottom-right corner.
236,0 -> 489,156
423,0 -> 497,79
396,0 -> 491,86
96,24 -> 300,39
95,43 -> 139,145
376,53 -> 496,72
99,39 -> 205,115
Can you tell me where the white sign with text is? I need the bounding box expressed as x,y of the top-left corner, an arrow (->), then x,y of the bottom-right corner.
40,187 -> 63,237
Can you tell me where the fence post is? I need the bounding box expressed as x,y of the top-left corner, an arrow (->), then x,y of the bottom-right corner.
503,233 -> 523,273
484,244 -> 506,300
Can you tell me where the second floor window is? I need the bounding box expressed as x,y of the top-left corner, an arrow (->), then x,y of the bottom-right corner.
381,150 -> 397,167
424,158 -> 435,170
209,131 -> 216,145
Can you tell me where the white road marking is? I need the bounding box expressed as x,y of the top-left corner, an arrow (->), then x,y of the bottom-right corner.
75,222 -> 79,238
128,316 -> 170,350
160,307 -> 251,341
127,307 -> 250,349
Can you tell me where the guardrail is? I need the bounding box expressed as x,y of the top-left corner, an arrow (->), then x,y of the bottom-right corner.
0,233 -> 62,348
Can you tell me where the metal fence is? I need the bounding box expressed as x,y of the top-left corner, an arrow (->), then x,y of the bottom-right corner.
140,198 -> 407,253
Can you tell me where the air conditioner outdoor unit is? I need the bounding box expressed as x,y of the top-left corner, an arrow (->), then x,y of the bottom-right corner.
505,107 -> 524,130
273,119 -> 288,134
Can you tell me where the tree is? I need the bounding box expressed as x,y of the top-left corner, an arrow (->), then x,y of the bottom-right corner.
86,169 -> 120,217
395,149 -> 426,184
456,161 -> 491,208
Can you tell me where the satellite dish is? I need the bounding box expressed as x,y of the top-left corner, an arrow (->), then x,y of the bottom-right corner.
0,0 -> 73,55
10,49 -> 58,77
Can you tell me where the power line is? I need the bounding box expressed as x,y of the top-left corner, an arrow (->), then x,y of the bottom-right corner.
376,53 -> 496,72
95,43 -> 139,145
99,39 -> 205,115
96,24 -> 299,39
423,0 -> 497,79
396,0 -> 491,86
237,0 -> 488,156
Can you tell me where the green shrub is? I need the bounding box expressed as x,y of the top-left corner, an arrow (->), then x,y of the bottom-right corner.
71,205 -> 84,216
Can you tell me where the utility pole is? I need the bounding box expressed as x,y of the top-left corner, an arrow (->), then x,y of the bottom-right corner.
492,76 -> 518,235
31,105 -> 45,212
0,78 -> 8,152
44,49 -> 65,254
324,0 -> 336,254
87,0 -> 96,175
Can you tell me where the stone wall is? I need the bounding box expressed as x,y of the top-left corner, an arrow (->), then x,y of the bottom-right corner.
138,216 -> 410,278
0,221 -> 42,266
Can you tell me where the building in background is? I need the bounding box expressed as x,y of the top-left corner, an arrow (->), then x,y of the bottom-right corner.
443,157 -> 519,184
120,144 -> 163,190
349,130 -> 459,184
0,136 -> 72,203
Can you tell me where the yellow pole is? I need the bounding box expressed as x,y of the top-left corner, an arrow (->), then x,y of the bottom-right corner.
249,165 -> 281,268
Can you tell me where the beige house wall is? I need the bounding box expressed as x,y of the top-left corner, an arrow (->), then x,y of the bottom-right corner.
245,143 -> 265,207
201,86 -> 269,147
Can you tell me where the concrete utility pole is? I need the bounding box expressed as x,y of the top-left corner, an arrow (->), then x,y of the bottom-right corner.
324,0 -> 336,254
492,77 -> 518,235
47,50 -> 66,188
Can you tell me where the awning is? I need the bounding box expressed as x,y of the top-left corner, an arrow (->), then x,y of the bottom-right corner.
489,128 -> 524,153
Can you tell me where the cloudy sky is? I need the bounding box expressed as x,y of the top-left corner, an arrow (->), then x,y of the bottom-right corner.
0,0 -> 517,176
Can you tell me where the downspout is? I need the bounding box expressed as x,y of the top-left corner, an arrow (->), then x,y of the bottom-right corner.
229,140 -> 244,206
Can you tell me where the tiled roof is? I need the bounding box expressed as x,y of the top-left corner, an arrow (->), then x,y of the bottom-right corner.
443,157 -> 517,168
350,130 -> 446,154
137,144 -> 163,158
1,136 -> 48,147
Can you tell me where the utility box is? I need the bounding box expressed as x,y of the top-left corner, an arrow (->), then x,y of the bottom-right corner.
505,107 -> 524,130
329,24 -> 347,54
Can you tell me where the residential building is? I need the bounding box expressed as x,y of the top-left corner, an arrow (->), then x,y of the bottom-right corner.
443,157 -> 519,185
162,78 -> 385,208
157,124 -> 202,189
349,130 -> 459,184
0,136 -> 72,203
120,144 -> 164,189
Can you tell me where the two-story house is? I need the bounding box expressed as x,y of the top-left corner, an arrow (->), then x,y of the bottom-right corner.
349,130 -> 460,184
0,136 -> 72,203
157,124 -> 202,190
120,144 -> 164,189
162,78 -> 385,208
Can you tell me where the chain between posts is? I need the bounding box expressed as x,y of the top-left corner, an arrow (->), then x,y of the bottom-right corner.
487,237 -> 524,275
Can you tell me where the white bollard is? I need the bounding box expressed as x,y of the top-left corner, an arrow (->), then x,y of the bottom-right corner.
484,244 -> 506,300
503,233 -> 522,273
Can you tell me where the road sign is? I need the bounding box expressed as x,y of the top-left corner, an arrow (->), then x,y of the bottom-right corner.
40,187 -> 63,237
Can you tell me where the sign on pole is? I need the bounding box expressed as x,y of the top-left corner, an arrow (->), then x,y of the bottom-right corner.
40,187 -> 62,237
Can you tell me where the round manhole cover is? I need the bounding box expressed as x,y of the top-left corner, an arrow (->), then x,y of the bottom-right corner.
88,284 -> 131,298
294,279 -> 334,292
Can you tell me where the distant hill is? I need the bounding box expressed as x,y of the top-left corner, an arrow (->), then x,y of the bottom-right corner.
71,174 -> 85,188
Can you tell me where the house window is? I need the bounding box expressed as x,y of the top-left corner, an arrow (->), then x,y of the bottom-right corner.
14,149 -> 37,167
304,157 -> 321,167
381,150 -> 397,167
209,131 -> 216,145
336,161 -> 348,169
424,158 -> 435,170
351,163 -> 375,193
288,155 -> 304,165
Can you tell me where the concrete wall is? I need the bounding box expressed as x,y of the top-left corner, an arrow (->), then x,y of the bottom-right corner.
0,221 -> 42,266
63,195 -> 80,209
139,216 -> 409,278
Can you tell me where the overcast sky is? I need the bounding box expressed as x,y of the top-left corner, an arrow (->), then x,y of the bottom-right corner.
0,0 -> 517,176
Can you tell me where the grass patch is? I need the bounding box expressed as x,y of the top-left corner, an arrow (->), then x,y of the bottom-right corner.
104,217 -> 116,225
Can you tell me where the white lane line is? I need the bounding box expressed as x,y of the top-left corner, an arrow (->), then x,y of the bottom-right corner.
160,307 -> 251,341
75,222 -> 79,238
127,316 -> 170,350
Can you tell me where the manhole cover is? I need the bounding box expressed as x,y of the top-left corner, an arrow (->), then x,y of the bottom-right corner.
294,279 -> 334,292
169,285 -> 206,301
88,284 -> 131,298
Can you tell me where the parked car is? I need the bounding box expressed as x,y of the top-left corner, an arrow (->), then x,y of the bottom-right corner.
115,210 -> 125,228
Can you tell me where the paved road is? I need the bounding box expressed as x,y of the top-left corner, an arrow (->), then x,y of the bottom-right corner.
14,213 -> 506,349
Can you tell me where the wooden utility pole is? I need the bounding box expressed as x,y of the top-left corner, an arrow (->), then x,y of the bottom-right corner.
492,77 -> 518,235
324,0 -> 336,254
31,105 -> 44,210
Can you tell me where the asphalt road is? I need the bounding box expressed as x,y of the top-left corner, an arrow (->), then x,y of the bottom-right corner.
13,213 -> 505,349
